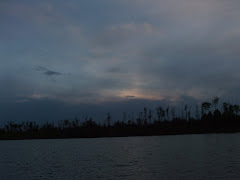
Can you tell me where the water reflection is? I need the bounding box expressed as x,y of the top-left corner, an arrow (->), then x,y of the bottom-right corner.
1,133 -> 240,179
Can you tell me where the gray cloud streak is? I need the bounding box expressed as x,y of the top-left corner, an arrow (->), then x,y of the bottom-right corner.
36,66 -> 63,76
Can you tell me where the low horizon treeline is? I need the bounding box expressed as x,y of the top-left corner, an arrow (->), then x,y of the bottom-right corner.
1,97 -> 240,139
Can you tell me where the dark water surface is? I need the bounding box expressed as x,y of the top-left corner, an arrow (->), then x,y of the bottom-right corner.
1,133 -> 240,179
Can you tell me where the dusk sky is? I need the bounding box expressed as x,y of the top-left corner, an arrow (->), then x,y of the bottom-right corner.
1,0 -> 240,123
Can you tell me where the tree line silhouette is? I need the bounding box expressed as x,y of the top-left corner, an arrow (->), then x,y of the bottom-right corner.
1,97 -> 240,140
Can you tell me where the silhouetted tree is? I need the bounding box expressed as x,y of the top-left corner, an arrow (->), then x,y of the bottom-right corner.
136,113 -> 142,126
171,107 -> 176,120
195,105 -> 200,120
143,107 -> 147,125
233,104 -> 240,116
166,106 -> 169,121
223,102 -> 229,113
122,112 -> 127,124
184,104 -> 188,120
156,107 -> 161,122
106,113 -> 111,127
64,120 -> 70,128
201,102 -> 211,116
212,96 -> 220,111
148,109 -> 152,124
188,106 -> 191,120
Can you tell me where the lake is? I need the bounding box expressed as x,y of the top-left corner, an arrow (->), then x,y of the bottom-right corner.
1,133 -> 240,179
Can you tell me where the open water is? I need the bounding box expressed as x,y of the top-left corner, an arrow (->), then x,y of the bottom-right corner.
1,133 -> 240,179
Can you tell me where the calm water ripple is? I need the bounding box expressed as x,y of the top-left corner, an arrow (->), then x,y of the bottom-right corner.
1,133 -> 240,179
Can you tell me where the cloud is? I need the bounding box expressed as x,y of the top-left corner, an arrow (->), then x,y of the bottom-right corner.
106,67 -> 123,73
36,66 -> 63,76
44,71 -> 62,76
93,22 -> 160,48
1,0 -> 240,124
126,96 -> 135,98
1,2 -> 56,25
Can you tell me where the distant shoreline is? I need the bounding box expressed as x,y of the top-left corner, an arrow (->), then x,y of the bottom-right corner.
1,97 -> 240,141
1,127 -> 240,140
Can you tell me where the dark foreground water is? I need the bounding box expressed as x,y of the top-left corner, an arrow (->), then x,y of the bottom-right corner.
1,133 -> 240,180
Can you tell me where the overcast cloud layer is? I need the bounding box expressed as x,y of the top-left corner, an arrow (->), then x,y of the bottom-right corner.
1,0 -> 240,122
